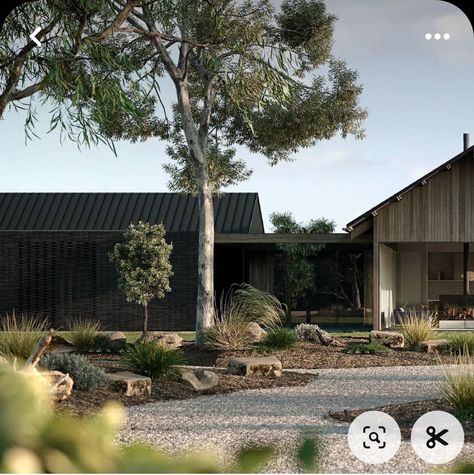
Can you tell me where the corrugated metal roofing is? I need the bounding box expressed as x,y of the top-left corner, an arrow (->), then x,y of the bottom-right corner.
0,193 -> 264,233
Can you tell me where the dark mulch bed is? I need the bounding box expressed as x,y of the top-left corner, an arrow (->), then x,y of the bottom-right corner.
55,371 -> 316,418
328,399 -> 474,442
180,339 -> 455,369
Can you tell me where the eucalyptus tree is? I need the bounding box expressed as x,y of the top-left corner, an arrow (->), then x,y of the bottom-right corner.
0,0 -> 151,147
1,0 -> 367,345
100,0 -> 367,344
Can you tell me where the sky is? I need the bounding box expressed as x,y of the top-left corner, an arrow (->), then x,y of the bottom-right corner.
1,0 -> 473,232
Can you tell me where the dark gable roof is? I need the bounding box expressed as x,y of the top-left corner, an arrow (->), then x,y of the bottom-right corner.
0,192 -> 264,233
346,145 -> 474,231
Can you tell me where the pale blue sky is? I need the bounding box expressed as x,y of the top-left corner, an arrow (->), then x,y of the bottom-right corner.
1,0 -> 473,231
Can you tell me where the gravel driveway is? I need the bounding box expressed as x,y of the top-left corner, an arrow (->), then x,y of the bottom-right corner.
120,365 -> 474,473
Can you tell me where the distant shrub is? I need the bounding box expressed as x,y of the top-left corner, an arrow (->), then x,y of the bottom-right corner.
0,312 -> 47,360
343,342 -> 389,355
41,352 -> 109,391
294,323 -> 322,342
65,318 -> 103,352
448,333 -> 474,355
399,309 -> 435,349
441,354 -> 474,421
126,343 -> 185,379
259,328 -> 298,352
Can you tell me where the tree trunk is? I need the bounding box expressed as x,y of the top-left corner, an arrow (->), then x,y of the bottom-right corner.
195,171 -> 214,345
143,302 -> 148,336
350,255 -> 362,310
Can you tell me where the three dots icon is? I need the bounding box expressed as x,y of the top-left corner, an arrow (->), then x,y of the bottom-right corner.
425,33 -> 450,40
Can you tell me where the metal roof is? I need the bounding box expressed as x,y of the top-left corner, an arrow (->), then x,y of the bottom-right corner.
346,145 -> 474,232
0,192 -> 264,233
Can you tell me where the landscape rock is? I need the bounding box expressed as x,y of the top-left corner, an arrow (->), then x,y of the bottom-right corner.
179,369 -> 219,391
245,322 -> 267,343
108,371 -> 151,397
93,332 -> 127,353
420,339 -> 450,353
140,332 -> 183,349
227,356 -> 282,378
369,330 -> 405,348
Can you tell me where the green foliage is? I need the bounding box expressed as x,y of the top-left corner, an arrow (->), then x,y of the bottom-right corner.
109,222 -> 173,308
270,212 -> 335,312
343,343 -> 389,355
0,365 -> 321,472
126,343 -> 185,379
399,309 -> 435,349
259,328 -> 298,352
40,352 -> 109,391
297,437 -> 322,473
441,355 -> 474,421
0,313 -> 47,359
448,333 -> 474,355
205,284 -> 284,349
65,318 -> 102,352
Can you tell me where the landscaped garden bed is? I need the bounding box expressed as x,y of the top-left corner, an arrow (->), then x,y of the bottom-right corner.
178,339 -> 457,370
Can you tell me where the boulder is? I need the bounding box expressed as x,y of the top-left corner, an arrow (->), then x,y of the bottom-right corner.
108,371 -> 151,397
139,332 -> 183,349
227,356 -> 282,378
369,330 -> 405,348
93,332 -> 127,353
420,339 -> 450,353
245,322 -> 267,343
180,369 -> 219,391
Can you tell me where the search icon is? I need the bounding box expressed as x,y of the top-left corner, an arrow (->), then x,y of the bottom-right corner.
369,432 -> 381,444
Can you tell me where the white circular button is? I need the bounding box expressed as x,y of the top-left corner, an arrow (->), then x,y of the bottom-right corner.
347,411 -> 401,464
411,411 -> 464,464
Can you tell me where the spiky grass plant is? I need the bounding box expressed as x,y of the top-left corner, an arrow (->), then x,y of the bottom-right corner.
448,333 -> 474,355
399,309 -> 435,350
441,353 -> 474,421
0,312 -> 47,359
259,328 -> 298,352
126,343 -> 185,379
205,284 -> 284,349
66,317 -> 102,352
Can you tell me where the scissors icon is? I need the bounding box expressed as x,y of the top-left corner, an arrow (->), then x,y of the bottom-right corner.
426,426 -> 449,449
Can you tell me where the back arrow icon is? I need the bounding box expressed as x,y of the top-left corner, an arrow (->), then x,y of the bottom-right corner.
29,27 -> 42,46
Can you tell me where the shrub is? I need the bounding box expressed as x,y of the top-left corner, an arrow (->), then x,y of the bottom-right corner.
40,352 -> 109,391
294,323 -> 322,342
65,318 -> 102,352
0,312 -> 47,360
343,342 -> 389,355
126,343 -> 185,379
259,328 -> 298,352
448,333 -> 474,355
205,284 -> 284,349
441,355 -> 474,421
399,309 -> 435,349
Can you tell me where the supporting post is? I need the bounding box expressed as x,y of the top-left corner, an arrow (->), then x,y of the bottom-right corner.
463,242 -> 470,295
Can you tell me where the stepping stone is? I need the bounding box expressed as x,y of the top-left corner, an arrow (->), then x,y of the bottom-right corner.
227,356 -> 282,378
420,339 -> 450,353
108,371 -> 151,397
179,369 -> 219,391
369,330 -> 405,348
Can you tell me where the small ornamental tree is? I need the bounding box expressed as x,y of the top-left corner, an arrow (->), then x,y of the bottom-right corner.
109,222 -> 173,338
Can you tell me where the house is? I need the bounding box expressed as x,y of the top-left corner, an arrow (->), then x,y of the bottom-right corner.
0,192 -> 268,331
346,134 -> 474,329
0,135 -> 472,331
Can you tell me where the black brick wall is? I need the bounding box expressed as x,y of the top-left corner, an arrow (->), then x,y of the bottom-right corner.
0,231 -> 198,331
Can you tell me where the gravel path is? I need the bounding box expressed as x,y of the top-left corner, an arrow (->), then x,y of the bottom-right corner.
120,365 -> 474,473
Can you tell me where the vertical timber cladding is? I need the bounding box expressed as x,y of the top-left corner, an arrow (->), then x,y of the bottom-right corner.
0,231 -> 198,331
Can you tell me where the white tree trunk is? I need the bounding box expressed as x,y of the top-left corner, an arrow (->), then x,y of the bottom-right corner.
195,174 -> 214,345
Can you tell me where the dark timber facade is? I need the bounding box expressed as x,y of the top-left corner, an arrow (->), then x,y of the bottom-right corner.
0,193 -> 264,330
